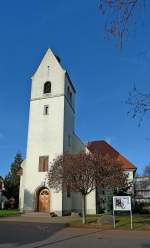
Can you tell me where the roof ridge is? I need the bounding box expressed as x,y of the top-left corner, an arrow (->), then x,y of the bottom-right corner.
87,140 -> 136,170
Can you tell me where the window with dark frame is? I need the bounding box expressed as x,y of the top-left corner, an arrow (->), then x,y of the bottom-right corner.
43,81 -> 51,94
39,156 -> 49,172
67,187 -> 71,198
44,105 -> 49,115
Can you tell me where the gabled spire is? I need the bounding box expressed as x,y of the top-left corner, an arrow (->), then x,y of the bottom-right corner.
31,48 -> 63,78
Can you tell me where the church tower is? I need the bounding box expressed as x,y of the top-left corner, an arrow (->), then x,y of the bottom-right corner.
19,49 -> 76,215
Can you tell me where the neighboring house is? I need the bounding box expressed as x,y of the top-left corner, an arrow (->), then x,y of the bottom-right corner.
0,177 -> 7,209
86,141 -> 136,213
19,48 -> 136,215
0,177 -> 5,197
134,176 -> 150,203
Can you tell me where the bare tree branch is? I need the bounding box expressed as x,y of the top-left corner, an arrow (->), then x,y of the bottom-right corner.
47,152 -> 128,223
126,86 -> 150,125
99,0 -> 145,48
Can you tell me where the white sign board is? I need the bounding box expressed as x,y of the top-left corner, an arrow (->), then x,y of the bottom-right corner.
113,196 -> 131,211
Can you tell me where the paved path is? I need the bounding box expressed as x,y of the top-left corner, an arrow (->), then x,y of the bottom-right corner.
0,214 -> 79,223
0,216 -> 150,248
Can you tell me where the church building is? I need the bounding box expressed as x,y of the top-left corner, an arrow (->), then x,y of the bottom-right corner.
19,49 -> 136,215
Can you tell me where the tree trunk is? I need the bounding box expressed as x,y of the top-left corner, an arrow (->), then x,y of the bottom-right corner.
81,194 -> 86,224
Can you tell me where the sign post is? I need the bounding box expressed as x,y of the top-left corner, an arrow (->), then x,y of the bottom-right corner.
113,208 -> 115,229
130,207 -> 133,230
113,196 -> 132,230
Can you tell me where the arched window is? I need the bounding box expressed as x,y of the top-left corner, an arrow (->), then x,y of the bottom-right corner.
43,81 -> 51,94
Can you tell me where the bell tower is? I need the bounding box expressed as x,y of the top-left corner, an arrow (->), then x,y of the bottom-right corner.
19,49 -> 76,214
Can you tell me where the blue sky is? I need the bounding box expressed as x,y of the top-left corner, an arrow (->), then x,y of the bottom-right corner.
0,0 -> 150,176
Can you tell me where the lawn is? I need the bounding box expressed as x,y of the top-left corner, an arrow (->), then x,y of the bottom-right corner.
115,215 -> 150,230
68,214 -> 150,230
0,209 -> 20,217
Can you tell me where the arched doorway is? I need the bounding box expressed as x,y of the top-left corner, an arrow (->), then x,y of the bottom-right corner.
37,188 -> 50,212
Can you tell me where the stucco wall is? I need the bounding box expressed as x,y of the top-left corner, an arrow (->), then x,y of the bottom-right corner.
20,49 -> 81,215
20,49 -> 66,214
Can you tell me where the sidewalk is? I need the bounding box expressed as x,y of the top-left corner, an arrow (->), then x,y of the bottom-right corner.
0,213 -> 80,224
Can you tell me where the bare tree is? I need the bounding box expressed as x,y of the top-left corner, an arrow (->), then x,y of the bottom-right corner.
99,0 -> 145,48
127,86 -> 150,125
48,152 -> 128,224
99,1 -> 150,123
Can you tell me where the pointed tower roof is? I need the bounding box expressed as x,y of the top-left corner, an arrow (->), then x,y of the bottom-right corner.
31,48 -> 76,93
31,48 -> 64,78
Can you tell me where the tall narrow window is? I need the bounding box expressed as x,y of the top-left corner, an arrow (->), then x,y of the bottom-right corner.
39,156 -> 49,172
67,187 -> 71,198
43,81 -> 51,94
44,105 -> 49,115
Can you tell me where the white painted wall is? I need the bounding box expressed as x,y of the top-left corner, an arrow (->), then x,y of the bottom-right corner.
61,69 -> 76,213
19,48 -> 85,215
19,160 -> 26,212
31,49 -> 65,100
86,190 -> 96,214
125,170 -> 134,181
20,48 -> 135,216
20,49 -> 67,215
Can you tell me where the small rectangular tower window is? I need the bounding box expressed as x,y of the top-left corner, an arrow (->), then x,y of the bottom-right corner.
43,105 -> 49,115
39,156 -> 49,172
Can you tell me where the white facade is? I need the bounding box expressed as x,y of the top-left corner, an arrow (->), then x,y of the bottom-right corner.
134,176 -> 150,203
19,48 -> 135,215
19,49 -> 96,215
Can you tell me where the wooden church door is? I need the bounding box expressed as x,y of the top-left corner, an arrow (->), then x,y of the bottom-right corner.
38,188 -> 50,212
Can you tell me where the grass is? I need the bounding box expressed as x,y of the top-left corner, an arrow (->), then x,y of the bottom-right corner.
67,214 -> 150,231
0,209 -> 20,217
115,215 -> 150,230
67,216 -> 99,228
0,210 -> 149,231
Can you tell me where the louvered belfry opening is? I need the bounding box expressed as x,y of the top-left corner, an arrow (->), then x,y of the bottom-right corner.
39,156 -> 49,172
43,81 -> 51,94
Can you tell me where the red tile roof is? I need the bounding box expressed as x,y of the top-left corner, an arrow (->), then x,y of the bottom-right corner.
87,140 -> 136,170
